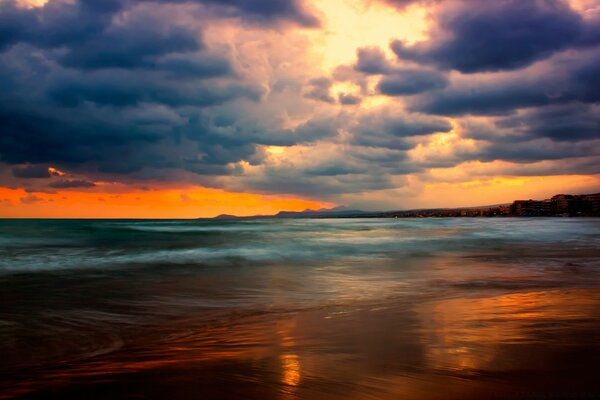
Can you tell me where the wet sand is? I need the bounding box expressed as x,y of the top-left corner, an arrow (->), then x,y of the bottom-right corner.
3,287 -> 600,399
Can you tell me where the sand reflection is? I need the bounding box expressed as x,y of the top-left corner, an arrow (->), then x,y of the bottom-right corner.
4,288 -> 600,399
280,354 -> 301,387
419,288 -> 600,374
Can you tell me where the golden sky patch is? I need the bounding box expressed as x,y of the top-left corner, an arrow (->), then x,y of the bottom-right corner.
0,187 -> 333,218
307,0 -> 429,72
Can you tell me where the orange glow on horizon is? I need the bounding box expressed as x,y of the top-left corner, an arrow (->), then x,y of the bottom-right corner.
0,187 -> 334,219
419,174 -> 600,208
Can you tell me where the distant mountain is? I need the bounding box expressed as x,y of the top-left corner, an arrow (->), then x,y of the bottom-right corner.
274,209 -> 367,218
206,193 -> 599,219
213,214 -> 240,219
209,204 -> 512,220
210,207 -> 368,220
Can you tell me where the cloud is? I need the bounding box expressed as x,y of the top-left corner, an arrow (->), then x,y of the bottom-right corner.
350,110 -> 452,149
477,139 -> 600,164
380,0 -> 441,9
47,71 -> 261,108
350,46 -> 448,96
338,93 -> 361,105
495,104 -> 600,142
0,0 -> 283,184
377,68 -> 447,96
20,193 -> 42,204
12,165 -> 55,178
354,46 -> 391,74
58,19 -> 201,71
0,0 -> 319,55
236,167 -> 398,197
304,77 -> 335,103
1,0 -> 600,207
199,0 -> 320,27
156,53 -> 234,79
48,179 -> 96,189
391,0 -> 588,73
412,50 -> 600,116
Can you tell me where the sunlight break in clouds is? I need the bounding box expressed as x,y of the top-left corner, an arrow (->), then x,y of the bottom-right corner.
307,0 -> 429,71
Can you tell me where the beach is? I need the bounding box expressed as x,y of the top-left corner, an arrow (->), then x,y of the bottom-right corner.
2,218 -> 600,399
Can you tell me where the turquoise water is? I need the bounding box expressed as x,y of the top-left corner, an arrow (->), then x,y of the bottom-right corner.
1,218 -> 600,399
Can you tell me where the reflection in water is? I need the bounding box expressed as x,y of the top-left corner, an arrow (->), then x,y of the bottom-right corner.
421,289 -> 600,375
280,354 -> 301,387
1,218 -> 600,399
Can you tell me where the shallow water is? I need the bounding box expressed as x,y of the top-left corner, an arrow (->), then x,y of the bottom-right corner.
1,218 -> 600,399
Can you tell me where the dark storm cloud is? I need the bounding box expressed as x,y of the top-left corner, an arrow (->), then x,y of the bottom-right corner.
453,105 -> 600,166
303,160 -> 365,176
0,79 -> 261,179
349,47 -> 447,96
495,104 -> 600,142
477,139 -> 600,164
508,156 -> 600,176
12,165 -> 55,179
377,69 -> 447,96
351,112 -> 452,149
157,54 -> 234,79
381,0 -> 441,9
0,0 -> 276,182
237,145 -> 423,197
0,107 -> 172,167
255,116 -> 342,146
381,115 -> 451,136
354,46 -> 391,75
199,0 -> 320,27
0,0 -> 318,53
58,22 -> 201,70
0,0 -> 117,51
49,179 -> 97,189
391,0 -> 588,73
241,168 -> 397,196
47,72 -> 261,107
287,117 -> 342,143
413,50 -> 600,116
414,79 -> 554,116
304,77 -> 335,103
580,17 -> 600,47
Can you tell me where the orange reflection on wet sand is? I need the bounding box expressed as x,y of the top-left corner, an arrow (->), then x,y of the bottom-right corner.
420,288 -> 600,373
280,354 -> 301,387
4,288 -> 600,400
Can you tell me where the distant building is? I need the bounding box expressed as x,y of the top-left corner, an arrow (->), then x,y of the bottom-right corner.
550,193 -> 598,216
511,200 -> 551,216
388,192 -> 599,219
551,194 -> 574,212
583,193 -> 600,214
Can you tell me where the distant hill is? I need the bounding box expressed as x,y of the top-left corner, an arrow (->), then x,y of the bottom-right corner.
208,207 -> 368,220
209,204 -> 513,220
204,192 -> 600,219
213,214 -> 241,219
274,208 -> 366,218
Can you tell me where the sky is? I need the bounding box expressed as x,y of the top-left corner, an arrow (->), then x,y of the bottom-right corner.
0,0 -> 599,218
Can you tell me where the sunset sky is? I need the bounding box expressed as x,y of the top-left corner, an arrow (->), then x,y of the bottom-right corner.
1,0 -> 599,217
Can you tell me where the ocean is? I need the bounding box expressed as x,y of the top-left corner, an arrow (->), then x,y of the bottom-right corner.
1,218 -> 600,399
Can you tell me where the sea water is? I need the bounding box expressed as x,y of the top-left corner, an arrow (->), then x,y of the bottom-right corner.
1,218 -> 600,399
